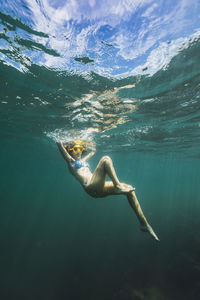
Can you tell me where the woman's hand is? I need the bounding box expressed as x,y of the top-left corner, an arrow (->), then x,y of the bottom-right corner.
56,140 -> 74,163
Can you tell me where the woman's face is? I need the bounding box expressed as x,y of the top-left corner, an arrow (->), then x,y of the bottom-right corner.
72,151 -> 82,160
69,144 -> 84,160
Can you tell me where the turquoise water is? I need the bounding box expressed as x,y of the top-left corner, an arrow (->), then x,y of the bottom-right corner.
1,1 -> 200,299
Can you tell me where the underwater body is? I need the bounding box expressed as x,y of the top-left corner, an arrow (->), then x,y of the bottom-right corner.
1,0 -> 200,299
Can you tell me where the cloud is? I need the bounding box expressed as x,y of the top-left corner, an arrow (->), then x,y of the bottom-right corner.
130,30 -> 200,76
27,0 -> 151,31
23,0 -> 200,76
113,32 -> 155,60
141,3 -> 158,18
25,0 -> 153,62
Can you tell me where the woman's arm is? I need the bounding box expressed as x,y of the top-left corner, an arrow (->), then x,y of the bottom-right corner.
57,141 -> 75,163
82,150 -> 96,162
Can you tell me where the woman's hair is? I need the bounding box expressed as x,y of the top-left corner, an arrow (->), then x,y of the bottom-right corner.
64,142 -> 74,153
64,140 -> 87,155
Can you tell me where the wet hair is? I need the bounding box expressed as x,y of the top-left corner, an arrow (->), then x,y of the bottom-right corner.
64,140 -> 87,156
64,142 -> 74,153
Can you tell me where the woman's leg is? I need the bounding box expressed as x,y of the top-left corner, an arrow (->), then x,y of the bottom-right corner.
87,156 -> 134,194
127,191 -> 159,241
86,156 -> 159,240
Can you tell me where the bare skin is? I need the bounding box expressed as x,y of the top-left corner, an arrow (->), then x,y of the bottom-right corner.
57,141 -> 159,241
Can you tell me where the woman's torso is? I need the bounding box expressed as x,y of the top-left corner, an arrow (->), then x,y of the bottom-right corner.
69,160 -> 92,187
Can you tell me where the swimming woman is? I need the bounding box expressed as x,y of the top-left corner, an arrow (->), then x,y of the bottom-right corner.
57,140 -> 159,241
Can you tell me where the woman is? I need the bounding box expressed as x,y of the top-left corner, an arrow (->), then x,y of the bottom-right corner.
57,140 -> 159,241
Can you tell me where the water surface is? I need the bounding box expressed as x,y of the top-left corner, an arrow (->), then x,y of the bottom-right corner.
0,1 -> 200,299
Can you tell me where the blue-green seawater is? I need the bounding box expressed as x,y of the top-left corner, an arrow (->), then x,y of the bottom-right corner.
0,1 -> 200,300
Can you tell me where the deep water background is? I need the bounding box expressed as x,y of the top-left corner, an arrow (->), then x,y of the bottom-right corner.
1,139 -> 200,300
1,0 -> 200,299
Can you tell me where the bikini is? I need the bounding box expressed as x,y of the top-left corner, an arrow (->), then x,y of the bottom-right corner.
74,160 -> 89,170
74,160 -> 90,187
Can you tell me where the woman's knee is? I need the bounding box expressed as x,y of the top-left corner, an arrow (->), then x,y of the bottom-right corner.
101,155 -> 112,163
101,155 -> 112,164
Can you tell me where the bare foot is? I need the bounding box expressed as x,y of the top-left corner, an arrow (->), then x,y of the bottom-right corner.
140,224 -> 160,241
115,184 -> 135,194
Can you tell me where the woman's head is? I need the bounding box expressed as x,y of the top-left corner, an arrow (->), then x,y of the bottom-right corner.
64,140 -> 87,158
